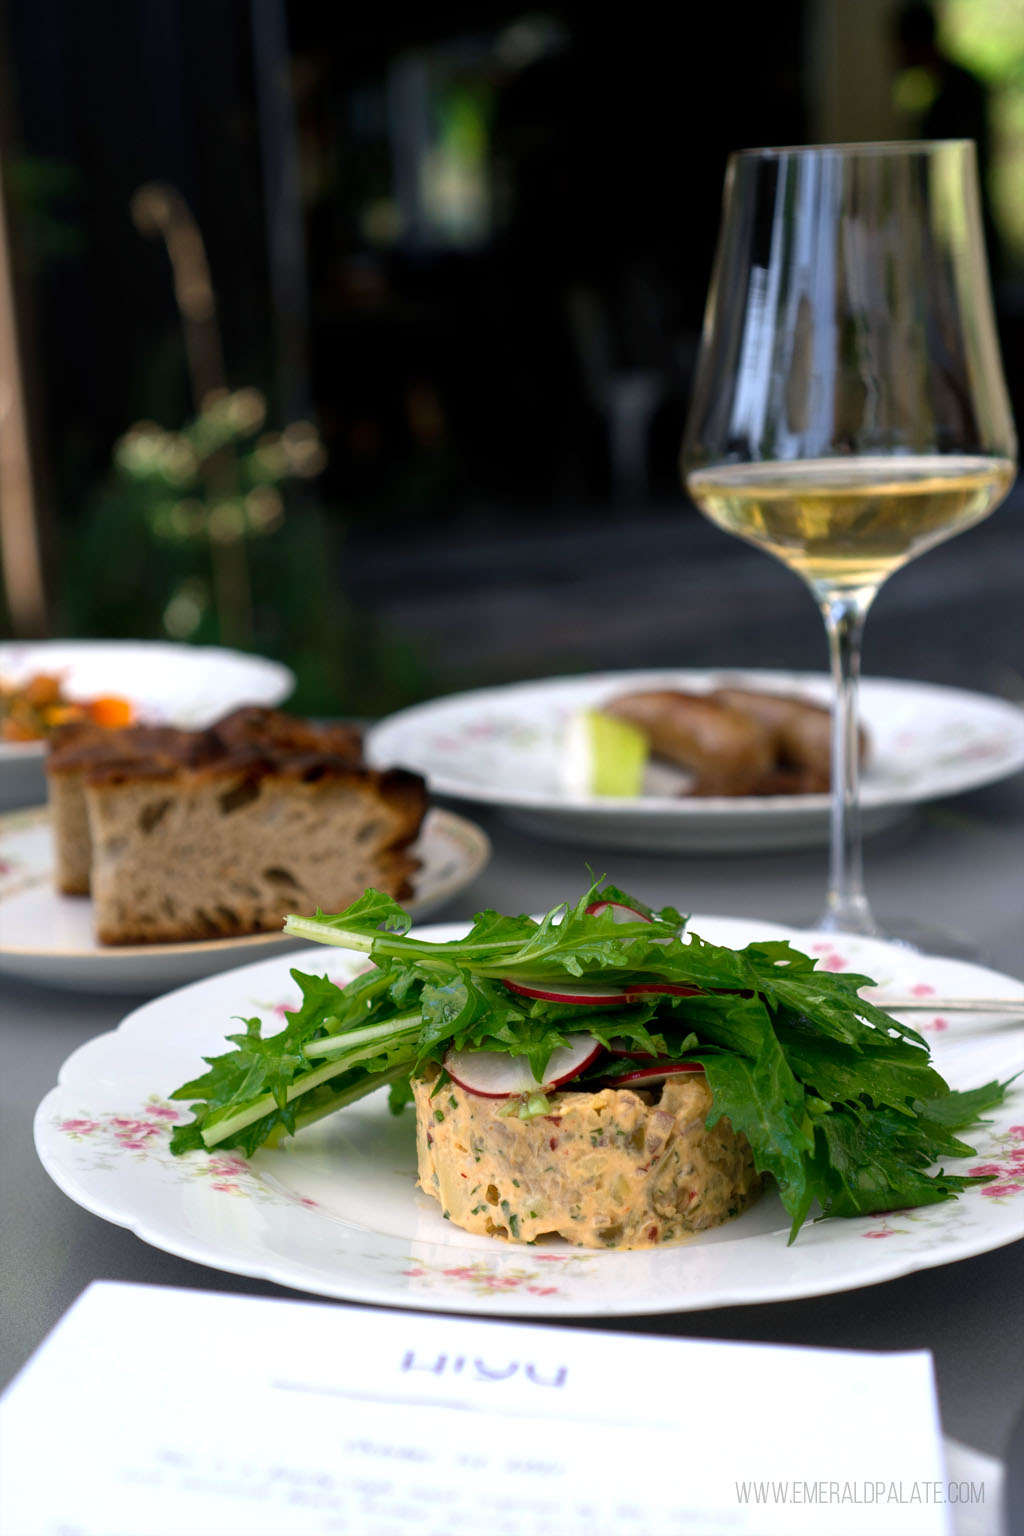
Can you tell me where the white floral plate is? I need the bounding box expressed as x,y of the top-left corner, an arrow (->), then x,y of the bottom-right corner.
0,808 -> 490,994
34,918 -> 1024,1317
365,670 -> 1024,852
0,640 -> 295,810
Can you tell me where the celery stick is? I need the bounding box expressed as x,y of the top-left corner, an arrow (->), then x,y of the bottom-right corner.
302,1012 -> 421,1059
202,1040 -> 416,1148
264,1065 -> 412,1145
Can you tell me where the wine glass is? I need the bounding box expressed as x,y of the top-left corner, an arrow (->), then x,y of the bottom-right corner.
681,141 -> 1016,944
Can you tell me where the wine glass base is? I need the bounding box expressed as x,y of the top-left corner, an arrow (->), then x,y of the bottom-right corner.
807,910 -> 988,964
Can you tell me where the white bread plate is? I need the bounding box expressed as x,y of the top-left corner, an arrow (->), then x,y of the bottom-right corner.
0,639 -> 296,811
0,805 -> 490,993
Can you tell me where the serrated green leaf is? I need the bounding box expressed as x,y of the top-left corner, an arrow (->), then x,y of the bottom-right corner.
167,878 -> 1012,1241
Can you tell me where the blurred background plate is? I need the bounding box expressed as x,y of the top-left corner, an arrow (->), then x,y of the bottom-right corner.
365,669 -> 1024,853
0,805 -> 489,994
0,640 -> 296,810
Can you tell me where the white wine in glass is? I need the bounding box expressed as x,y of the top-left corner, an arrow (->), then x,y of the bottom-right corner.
682,142 -> 1017,943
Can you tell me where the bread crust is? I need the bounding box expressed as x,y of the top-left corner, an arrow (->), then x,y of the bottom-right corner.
44,708 -> 426,943
46,722 -> 215,894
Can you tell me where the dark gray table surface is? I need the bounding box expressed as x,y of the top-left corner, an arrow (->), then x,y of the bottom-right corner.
2,776 -> 1023,1467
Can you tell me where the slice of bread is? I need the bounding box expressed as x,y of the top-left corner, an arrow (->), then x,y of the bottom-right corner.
86,755 -> 426,944
202,705 -> 363,761
45,707 -> 427,944
46,723 -> 214,895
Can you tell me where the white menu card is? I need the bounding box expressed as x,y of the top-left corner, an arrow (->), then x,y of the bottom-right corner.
0,1281 -> 958,1536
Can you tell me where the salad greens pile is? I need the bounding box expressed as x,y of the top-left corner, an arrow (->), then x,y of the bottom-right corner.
168,880 -> 1009,1241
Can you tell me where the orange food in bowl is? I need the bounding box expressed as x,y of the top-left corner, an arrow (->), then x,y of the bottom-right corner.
0,673 -> 136,741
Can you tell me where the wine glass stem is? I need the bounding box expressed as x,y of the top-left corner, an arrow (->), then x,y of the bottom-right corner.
819,590 -> 877,935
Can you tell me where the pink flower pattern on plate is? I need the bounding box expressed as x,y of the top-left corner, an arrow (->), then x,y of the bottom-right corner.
54,1098 -> 320,1209
58,1101 -> 184,1151
399,1253 -> 593,1298
860,1127 -> 1024,1236
809,942 -> 848,972
969,1124 -> 1024,1200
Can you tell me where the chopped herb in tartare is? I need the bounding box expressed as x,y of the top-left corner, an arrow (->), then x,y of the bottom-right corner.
168,880 -> 1011,1242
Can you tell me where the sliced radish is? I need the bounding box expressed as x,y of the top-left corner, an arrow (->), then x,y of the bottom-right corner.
502,976 -> 706,1006
585,899 -> 684,945
444,1034 -> 604,1098
503,978 -> 636,1006
585,899 -> 652,923
598,1061 -> 705,1090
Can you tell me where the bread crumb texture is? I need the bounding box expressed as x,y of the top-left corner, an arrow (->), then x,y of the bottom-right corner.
45,708 -> 427,944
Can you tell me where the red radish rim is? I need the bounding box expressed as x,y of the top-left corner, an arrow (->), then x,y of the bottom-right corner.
584,899 -> 653,923
503,978 -> 636,1006
597,1061 -> 705,1088
502,977 -> 707,1005
443,1034 -> 604,1098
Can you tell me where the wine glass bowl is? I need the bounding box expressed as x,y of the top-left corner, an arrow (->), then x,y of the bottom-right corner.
685,456 -> 1013,603
681,141 -> 1017,942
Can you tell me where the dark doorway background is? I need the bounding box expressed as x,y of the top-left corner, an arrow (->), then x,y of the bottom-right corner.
0,2 -> 807,523
1,1 -> 1020,711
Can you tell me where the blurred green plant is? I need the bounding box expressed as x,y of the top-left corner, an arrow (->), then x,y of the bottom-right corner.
112,385 -> 323,646
940,0 -> 1024,264
44,177 -> 440,718
61,388 -> 437,717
